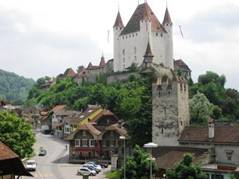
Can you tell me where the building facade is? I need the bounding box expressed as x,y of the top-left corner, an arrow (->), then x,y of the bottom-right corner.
113,2 -> 173,72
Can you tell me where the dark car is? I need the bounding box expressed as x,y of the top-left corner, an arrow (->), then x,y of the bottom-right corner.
38,148 -> 47,156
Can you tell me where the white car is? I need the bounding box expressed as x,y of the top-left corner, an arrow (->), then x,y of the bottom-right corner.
25,160 -> 37,171
77,167 -> 97,176
86,162 -> 102,172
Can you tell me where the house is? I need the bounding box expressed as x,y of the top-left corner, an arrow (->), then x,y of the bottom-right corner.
0,141 -> 32,179
66,109 -> 127,163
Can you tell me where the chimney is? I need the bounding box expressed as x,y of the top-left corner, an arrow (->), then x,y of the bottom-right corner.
208,118 -> 215,139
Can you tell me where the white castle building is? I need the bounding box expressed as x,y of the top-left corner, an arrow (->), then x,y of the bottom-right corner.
113,2 -> 173,72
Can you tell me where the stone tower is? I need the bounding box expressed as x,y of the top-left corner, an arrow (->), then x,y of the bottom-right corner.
151,66 -> 190,146
113,2 -> 174,72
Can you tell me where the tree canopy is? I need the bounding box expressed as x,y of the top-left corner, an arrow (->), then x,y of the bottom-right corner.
27,75 -> 152,146
0,111 -> 35,158
166,154 -> 207,179
122,145 -> 153,179
189,71 -> 239,122
0,69 -> 35,104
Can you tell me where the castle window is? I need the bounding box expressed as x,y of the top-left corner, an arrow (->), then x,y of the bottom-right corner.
161,128 -> 164,134
136,33 -> 138,36
162,75 -> 168,84
129,35 -> 131,38
163,107 -> 166,120
132,34 -> 134,37
180,84 -> 183,91
181,121 -> 183,126
134,47 -> 137,54
160,33 -> 163,37
122,49 -> 125,55
123,36 -> 124,39
156,33 -> 158,36
184,84 -> 187,91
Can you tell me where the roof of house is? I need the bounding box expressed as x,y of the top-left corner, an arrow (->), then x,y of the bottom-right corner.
121,2 -> 166,35
66,123 -> 101,140
51,105 -> 66,113
179,125 -> 239,144
64,68 -> 76,77
99,56 -> 106,66
174,59 -> 191,71
114,11 -> 124,28
152,146 -> 208,170
105,123 -> 128,137
162,7 -> 172,25
0,142 -> 32,176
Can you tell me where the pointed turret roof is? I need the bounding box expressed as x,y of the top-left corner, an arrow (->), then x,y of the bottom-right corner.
99,56 -> 106,66
163,7 -> 172,25
144,41 -> 154,57
121,2 -> 166,35
113,11 -> 124,28
87,62 -> 93,69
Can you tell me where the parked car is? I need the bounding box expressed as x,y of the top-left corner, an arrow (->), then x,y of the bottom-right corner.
38,147 -> 47,156
25,160 -> 37,171
83,164 -> 99,173
77,167 -> 97,176
86,162 -> 102,171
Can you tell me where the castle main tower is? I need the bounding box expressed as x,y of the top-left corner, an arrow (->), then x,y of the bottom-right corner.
113,2 -> 174,72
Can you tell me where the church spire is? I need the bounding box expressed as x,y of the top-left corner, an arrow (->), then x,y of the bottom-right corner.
163,7 -> 172,26
113,11 -> 124,28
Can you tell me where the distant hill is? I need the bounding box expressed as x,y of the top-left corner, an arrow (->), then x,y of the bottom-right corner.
0,69 -> 35,104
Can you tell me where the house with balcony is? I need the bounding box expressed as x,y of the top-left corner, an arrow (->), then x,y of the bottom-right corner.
66,109 -> 127,163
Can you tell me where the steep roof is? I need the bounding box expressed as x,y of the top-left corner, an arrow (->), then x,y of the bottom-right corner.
0,142 -> 18,160
179,125 -> 239,144
114,11 -> 124,28
99,56 -> 106,66
121,2 -> 165,35
0,142 -> 32,176
144,41 -> 154,57
174,59 -> 191,71
163,7 -> 172,25
64,68 -> 76,77
51,105 -> 66,113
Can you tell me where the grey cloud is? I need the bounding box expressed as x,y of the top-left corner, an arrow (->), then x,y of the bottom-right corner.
182,4 -> 239,43
0,9 -> 100,79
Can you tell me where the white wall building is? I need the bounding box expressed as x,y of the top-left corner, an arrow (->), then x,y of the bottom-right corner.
113,2 -> 173,72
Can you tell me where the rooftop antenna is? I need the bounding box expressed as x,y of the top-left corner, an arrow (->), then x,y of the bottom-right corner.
118,0 -> 120,11
166,0 -> 168,8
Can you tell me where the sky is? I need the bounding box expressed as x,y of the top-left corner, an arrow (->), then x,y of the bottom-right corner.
0,0 -> 238,89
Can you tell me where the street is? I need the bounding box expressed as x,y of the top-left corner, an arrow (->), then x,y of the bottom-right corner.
22,133 -> 109,179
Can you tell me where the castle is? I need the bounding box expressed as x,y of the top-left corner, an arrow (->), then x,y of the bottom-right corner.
113,3 -> 173,72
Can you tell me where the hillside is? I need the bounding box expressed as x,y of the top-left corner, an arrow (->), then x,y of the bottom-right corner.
0,69 -> 35,104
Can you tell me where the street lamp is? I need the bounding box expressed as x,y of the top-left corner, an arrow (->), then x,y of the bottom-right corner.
119,135 -> 126,179
144,142 -> 158,179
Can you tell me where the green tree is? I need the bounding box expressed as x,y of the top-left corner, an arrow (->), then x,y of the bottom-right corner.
189,92 -> 214,124
0,111 -> 35,158
122,145 -> 153,179
166,154 -> 207,179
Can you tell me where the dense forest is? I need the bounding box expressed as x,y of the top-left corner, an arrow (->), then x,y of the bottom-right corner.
26,71 -> 239,145
0,69 -> 35,104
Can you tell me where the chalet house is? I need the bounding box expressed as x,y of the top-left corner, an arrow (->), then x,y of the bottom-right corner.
0,141 -> 32,179
66,109 -> 127,163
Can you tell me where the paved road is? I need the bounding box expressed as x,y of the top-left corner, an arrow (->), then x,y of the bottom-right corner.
22,133 -> 109,179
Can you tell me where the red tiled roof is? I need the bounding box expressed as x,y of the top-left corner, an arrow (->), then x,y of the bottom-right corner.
0,142 -> 18,160
114,11 -> 124,28
162,8 -> 172,25
179,125 -> 239,144
121,3 -> 166,35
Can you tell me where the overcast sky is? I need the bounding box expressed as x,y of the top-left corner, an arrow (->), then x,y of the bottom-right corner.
0,0 -> 238,89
